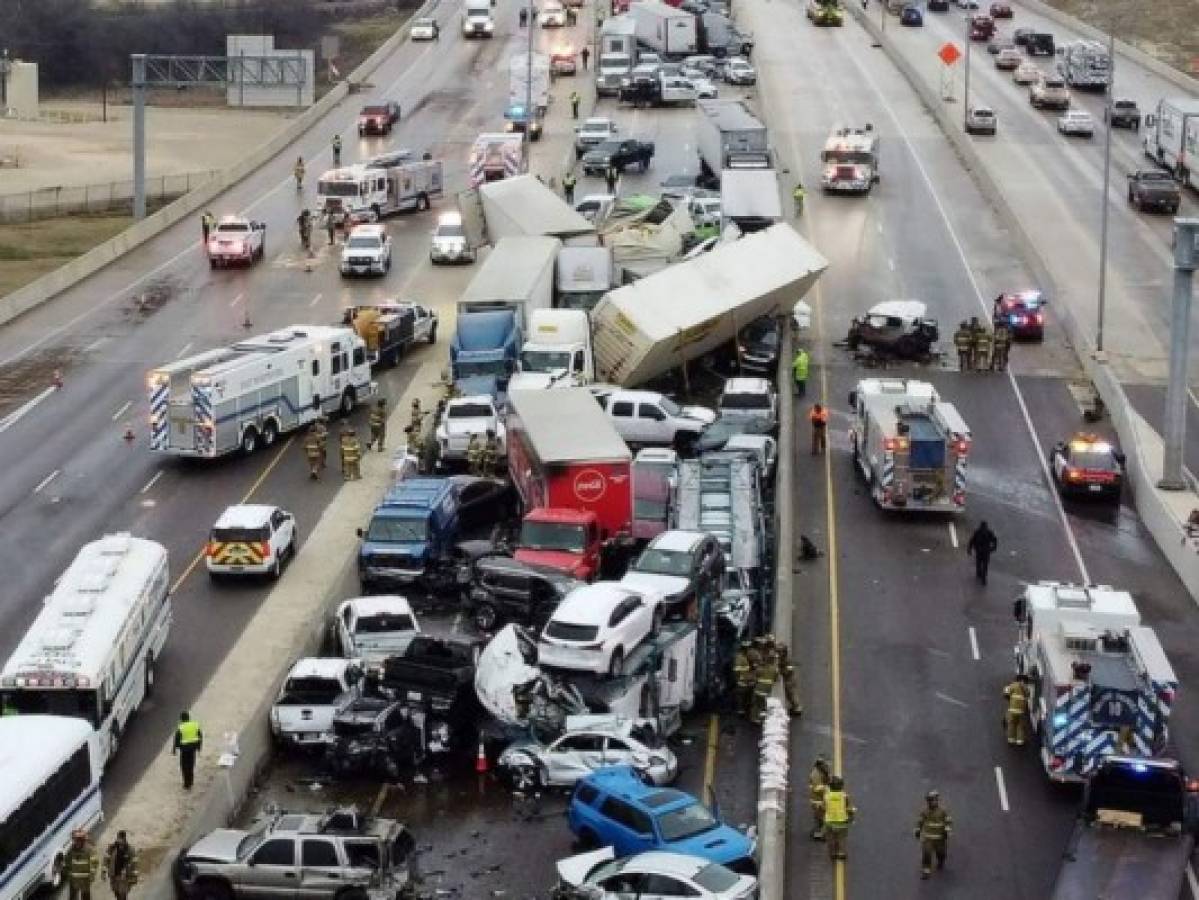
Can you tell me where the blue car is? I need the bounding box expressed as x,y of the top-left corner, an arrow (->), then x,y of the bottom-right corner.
900,4 -> 924,24
567,766 -> 757,874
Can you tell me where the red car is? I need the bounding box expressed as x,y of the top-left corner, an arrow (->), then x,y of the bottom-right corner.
993,290 -> 1047,340
969,14 -> 995,40
989,1 -> 1013,17
1050,435 -> 1124,500
357,102 -> 401,136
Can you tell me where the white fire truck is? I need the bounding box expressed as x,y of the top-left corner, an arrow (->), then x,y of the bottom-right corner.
847,378 -> 970,513
148,325 -> 376,458
467,133 -> 524,188
820,125 -> 880,194
1013,581 -> 1177,783
317,150 -> 444,222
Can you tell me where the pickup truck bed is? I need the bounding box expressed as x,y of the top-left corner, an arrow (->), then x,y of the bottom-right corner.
1052,826 -> 1193,900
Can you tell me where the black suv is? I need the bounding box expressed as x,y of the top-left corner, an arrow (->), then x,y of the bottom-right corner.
737,316 -> 782,375
464,555 -> 581,631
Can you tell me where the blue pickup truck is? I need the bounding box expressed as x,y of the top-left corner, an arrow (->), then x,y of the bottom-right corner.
450,310 -> 520,399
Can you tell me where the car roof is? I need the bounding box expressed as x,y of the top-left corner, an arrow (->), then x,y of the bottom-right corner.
213,503 -> 279,528
554,583 -> 645,622
724,376 -> 771,394
447,394 -> 495,408
342,595 -> 415,618
868,299 -> 927,320
648,530 -> 708,553
350,224 -> 386,237
287,657 -> 353,680
616,852 -> 714,878
583,767 -> 694,807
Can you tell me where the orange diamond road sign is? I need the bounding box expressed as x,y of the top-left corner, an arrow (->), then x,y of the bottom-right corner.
939,43 -> 962,65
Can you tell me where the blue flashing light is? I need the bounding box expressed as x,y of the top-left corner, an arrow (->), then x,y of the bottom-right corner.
1052,713 -> 1069,728
1131,762 -> 1149,773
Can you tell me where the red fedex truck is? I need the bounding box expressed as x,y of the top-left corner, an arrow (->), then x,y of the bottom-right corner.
506,388 -> 632,580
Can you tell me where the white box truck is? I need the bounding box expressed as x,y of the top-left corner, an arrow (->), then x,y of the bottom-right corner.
557,246 -> 614,311
509,308 -> 595,390
509,52 -> 551,115
631,1 -> 699,56
720,169 -> 783,234
459,236 -> 560,334
1143,98 -> 1199,191
591,224 -> 828,387
696,99 -> 770,185
460,174 -> 596,247
463,0 -> 494,37
148,325 -> 376,457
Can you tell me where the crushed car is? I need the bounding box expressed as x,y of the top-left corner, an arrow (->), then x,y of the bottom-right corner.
846,300 -> 940,360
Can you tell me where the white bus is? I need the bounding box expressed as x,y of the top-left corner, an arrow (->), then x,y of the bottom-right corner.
0,533 -> 171,763
0,716 -> 103,900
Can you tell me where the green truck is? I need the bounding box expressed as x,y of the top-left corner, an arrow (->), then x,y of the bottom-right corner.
806,0 -> 844,26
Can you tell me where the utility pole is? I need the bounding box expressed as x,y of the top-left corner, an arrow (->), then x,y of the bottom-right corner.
963,17 -> 972,127
1095,28 -> 1116,352
132,54 -> 147,220
1159,219 -> 1199,491
523,0 -> 535,173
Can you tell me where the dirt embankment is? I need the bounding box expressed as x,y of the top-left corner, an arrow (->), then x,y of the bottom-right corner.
1043,0 -> 1198,79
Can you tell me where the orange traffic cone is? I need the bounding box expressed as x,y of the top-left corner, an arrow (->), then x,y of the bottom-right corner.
475,740 -> 489,774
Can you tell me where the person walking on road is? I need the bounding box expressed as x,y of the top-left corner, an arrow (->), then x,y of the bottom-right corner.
792,347 -> 809,396
173,711 -> 203,789
294,156 -> 305,191
581,46 -> 590,69
823,776 -> 856,861
332,133 -> 343,166
1003,676 -> 1029,746
304,425 -> 324,479
368,397 -> 388,452
314,416 -> 329,470
808,756 -> 831,840
809,403 -> 829,455
992,320 -> 1012,371
324,210 -> 338,246
103,831 -> 139,900
65,830 -> 99,900
914,791 -> 952,879
562,170 -> 577,204
792,181 -> 806,217
777,641 -> 802,717
973,325 -> 993,371
201,210 -> 215,243
605,165 -> 618,195
966,520 -> 998,584
750,636 -> 778,723
340,424 -> 362,480
953,321 -> 973,372
570,90 -> 581,119
466,433 -> 483,476
732,640 -> 755,717
297,209 -> 312,252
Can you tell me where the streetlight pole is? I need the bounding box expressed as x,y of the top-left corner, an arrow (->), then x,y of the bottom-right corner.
523,0 -> 535,173
963,17 -> 972,128
1096,27 -> 1116,352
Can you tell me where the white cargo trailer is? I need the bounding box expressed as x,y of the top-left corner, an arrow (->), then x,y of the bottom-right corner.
591,224 -> 828,386
631,1 -> 699,56
720,169 -> 783,233
460,174 -> 596,247
459,236 -> 560,334
696,99 -> 770,182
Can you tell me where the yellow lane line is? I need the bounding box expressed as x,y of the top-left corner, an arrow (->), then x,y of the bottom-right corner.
168,436 -> 297,594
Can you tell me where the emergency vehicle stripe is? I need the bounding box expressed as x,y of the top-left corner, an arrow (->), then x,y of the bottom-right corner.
149,381 -> 170,450
953,454 -> 968,496
211,543 -> 264,565
880,455 -> 894,488
193,384 -> 215,455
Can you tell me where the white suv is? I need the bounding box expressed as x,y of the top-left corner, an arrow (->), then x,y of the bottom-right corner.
718,377 -> 777,430
538,582 -> 664,677
340,223 -> 392,277
593,388 -> 716,449
206,504 -> 296,579
435,395 -> 505,463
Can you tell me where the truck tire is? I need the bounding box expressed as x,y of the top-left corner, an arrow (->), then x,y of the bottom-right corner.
417,193 -> 431,212
427,322 -> 438,344
608,648 -> 625,678
261,420 -> 279,447
339,388 -> 356,417
240,427 -> 259,455
474,602 -> 498,632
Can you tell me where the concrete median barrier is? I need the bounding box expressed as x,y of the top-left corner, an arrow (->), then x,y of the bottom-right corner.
0,4 -> 429,328
846,0 -> 1199,602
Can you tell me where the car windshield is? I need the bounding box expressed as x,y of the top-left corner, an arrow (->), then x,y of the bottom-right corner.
544,620 -> 600,642
823,150 -> 874,165
520,520 -> 586,552
354,613 -> 416,634
1070,450 -> 1118,471
320,180 -> 360,197
1140,172 -> 1172,182
722,392 -> 771,410
634,548 -> 692,576
448,402 -> 494,418
278,677 -> 343,704
1044,78 -> 1066,88
212,525 -> 269,542
521,349 -> 574,372
656,801 -> 720,841
415,18 -> 435,26
693,863 -> 740,892
347,236 -> 381,249
215,222 -> 249,233
363,106 -> 387,115
366,517 -> 428,542
436,222 -> 465,238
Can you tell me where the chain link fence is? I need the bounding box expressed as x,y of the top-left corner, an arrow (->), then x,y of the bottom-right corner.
0,170 -> 220,223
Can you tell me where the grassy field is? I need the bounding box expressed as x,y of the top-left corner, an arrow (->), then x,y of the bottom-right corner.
0,214 -> 137,298
1044,0 -> 1198,78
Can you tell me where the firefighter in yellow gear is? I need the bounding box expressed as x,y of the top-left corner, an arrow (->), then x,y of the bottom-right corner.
466,434 -> 483,476
1004,677 -> 1029,746
103,831 -> 139,900
776,640 -> 802,717
915,790 -> 952,879
823,776 -> 856,861
314,416 -> 329,469
304,426 -> 323,479
732,641 -> 755,717
973,325 -> 993,371
809,756 -> 831,840
953,321 -> 973,371
751,637 -> 778,724
340,425 -> 362,480
368,398 -> 387,451
992,321 -> 1012,371
481,430 -> 499,478
410,398 -> 424,434
64,830 -> 99,900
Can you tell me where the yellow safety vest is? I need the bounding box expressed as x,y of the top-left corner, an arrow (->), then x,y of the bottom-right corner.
177,720 -> 201,746
824,790 -> 849,825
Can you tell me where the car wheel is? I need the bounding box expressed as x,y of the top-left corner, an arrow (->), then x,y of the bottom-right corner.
240,427 -> 259,455
474,602 -> 498,632
608,648 -> 625,678
270,556 -> 282,579
509,762 -> 542,792
195,880 -> 234,900
261,420 -> 278,447
339,388 -> 356,417
144,656 -> 156,696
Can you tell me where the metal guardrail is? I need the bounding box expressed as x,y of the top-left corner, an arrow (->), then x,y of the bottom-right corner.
0,170 -> 219,223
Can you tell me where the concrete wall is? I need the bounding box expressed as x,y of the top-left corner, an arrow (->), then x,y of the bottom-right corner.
845,1 -> 1199,602
0,12 -> 420,327
226,35 -> 315,108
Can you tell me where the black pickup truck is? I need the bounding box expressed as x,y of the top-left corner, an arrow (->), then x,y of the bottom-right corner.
1128,170 -> 1181,214
1051,756 -> 1198,900
581,139 -> 656,176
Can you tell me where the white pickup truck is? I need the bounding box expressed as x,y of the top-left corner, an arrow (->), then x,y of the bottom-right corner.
269,658 -> 363,750
334,596 -> 422,673
593,387 -> 716,450
435,395 -> 506,463
207,215 -> 266,268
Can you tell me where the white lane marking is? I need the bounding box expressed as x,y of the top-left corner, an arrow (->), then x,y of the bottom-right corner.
887,257 -> 896,271
0,386 -> 57,434
1186,863 -> 1198,899
309,293 -> 324,307
935,691 -> 969,708
111,400 -> 133,422
994,766 -> 1010,812
948,521 -> 959,548
175,342 -> 193,358
33,470 -> 60,494
84,337 -> 108,352
968,626 -> 980,661
140,471 -> 164,494
230,293 -> 245,307
849,45 -> 1090,583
